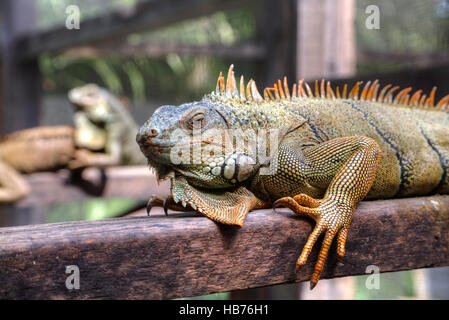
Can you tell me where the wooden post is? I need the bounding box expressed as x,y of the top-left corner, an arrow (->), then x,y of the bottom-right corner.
296,0 -> 356,80
256,0 -> 298,87
0,0 -> 41,134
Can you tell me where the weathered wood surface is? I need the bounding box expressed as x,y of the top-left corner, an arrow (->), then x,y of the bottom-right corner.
0,166 -> 170,227
15,0 -> 255,60
0,195 -> 448,299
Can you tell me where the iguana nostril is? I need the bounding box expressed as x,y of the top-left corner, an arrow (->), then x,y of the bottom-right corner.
148,128 -> 159,138
137,127 -> 159,145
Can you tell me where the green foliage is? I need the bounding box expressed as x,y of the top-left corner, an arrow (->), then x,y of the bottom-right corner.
355,0 -> 449,73
355,270 -> 416,299
47,198 -> 142,223
38,1 -> 256,102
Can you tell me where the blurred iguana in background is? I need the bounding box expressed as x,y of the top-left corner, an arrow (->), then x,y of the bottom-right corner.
0,84 -> 146,203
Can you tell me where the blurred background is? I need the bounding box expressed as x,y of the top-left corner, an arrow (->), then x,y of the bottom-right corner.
1,0 -> 449,300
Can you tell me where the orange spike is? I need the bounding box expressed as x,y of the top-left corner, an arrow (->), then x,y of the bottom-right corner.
360,81 -> 371,100
246,80 -> 252,101
292,83 -> 297,98
269,88 -> 278,100
436,94 -> 449,108
304,82 -> 313,97
240,76 -> 245,100
314,80 -> 319,98
384,86 -> 400,103
298,79 -> 306,97
366,80 -> 379,101
320,79 -> 325,98
250,80 -> 263,101
277,80 -> 286,99
370,83 -> 380,101
409,90 -> 422,105
393,87 -> 412,104
263,88 -> 269,101
377,84 -> 391,102
226,64 -> 234,94
418,94 -> 427,107
273,84 -> 281,100
336,86 -> 341,99
349,81 -> 363,100
425,87 -> 437,107
219,76 -> 225,93
399,94 -> 410,106
283,77 -> 290,98
326,81 -> 335,99
342,84 -> 348,99
231,71 -> 238,96
216,72 -> 223,93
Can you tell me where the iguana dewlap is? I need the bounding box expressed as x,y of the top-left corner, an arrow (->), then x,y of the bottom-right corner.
137,65 -> 449,289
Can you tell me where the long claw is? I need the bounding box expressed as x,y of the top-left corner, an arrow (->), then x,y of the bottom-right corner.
146,194 -> 157,216
146,199 -> 152,216
163,198 -> 169,216
272,199 -> 284,214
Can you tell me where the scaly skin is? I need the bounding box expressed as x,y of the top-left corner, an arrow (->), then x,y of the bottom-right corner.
0,84 -> 146,203
137,65 -> 449,288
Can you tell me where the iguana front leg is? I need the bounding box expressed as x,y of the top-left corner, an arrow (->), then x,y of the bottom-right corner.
0,161 -> 30,203
147,175 -> 270,226
274,136 -> 382,289
69,120 -> 123,169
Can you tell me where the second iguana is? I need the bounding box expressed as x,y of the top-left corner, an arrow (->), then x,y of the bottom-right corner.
137,65 -> 449,288
0,84 -> 146,203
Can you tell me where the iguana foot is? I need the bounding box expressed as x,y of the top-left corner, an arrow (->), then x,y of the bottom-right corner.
67,149 -> 93,170
146,195 -> 195,216
273,194 -> 353,289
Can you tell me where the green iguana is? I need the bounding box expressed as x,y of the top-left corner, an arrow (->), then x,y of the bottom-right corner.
0,84 -> 146,203
137,65 -> 449,289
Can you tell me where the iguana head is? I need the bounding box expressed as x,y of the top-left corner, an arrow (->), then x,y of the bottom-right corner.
137,65 -> 299,188
68,84 -> 116,124
137,100 -> 258,188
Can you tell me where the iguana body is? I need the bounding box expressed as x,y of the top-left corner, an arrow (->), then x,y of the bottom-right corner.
0,84 -> 146,203
137,65 -> 449,288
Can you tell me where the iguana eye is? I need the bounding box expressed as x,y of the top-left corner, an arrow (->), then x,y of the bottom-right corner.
187,113 -> 206,130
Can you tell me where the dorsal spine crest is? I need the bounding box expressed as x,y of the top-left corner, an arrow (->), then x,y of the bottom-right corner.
209,65 -> 449,111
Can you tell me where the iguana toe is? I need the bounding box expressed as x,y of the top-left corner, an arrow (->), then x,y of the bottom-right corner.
146,195 -> 193,216
274,195 -> 353,289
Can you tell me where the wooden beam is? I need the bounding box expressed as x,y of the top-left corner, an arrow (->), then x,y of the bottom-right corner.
62,41 -> 267,60
16,0 -> 255,60
0,166 -> 170,227
1,195 -> 448,299
358,51 -> 449,68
